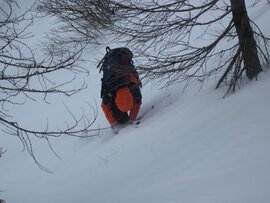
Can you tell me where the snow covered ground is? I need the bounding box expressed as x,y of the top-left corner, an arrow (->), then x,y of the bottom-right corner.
1,2 -> 270,203
1,63 -> 270,203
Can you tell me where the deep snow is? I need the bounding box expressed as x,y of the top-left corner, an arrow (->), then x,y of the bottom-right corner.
1,67 -> 270,203
1,1 -> 270,203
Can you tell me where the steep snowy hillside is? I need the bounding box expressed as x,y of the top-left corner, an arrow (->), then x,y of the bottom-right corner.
1,1 -> 270,203
1,67 -> 270,203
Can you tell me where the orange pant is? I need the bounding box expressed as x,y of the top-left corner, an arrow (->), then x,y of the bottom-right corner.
101,102 -> 141,125
101,103 -> 116,125
129,103 -> 141,121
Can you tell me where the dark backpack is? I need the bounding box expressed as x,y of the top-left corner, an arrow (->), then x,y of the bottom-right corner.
98,46 -> 138,98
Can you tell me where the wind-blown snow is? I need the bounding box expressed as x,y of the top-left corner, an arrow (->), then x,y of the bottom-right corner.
1,2 -> 270,203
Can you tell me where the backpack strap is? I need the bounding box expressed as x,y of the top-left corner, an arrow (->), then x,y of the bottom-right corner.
97,46 -> 111,72
106,46 -> 111,53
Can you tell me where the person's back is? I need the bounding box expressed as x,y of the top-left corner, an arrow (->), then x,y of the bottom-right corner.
98,47 -> 142,129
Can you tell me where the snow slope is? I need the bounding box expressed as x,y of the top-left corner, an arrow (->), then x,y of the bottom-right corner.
1,67 -> 270,203
1,2 -> 270,203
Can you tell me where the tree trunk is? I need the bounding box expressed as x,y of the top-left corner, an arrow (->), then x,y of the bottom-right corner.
230,0 -> 262,79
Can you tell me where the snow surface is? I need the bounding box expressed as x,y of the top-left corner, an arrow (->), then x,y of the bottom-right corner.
1,2 -> 270,203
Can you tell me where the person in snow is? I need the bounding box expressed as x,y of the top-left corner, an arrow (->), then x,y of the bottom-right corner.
98,47 -> 142,130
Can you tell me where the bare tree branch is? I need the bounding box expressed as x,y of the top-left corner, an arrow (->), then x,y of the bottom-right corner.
38,0 -> 270,95
0,0 -> 101,170
0,147 -> 7,158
